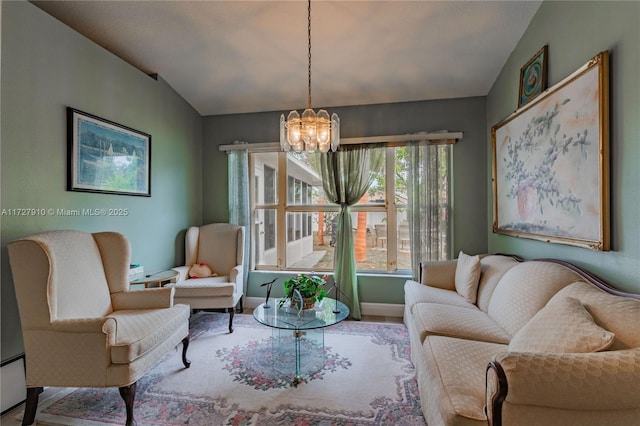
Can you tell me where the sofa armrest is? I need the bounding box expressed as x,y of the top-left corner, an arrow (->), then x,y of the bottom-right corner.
486,349 -> 640,425
45,317 -> 116,334
111,287 -> 175,310
420,259 -> 458,290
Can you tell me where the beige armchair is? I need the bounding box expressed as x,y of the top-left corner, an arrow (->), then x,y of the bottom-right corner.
169,223 -> 245,333
8,230 -> 191,426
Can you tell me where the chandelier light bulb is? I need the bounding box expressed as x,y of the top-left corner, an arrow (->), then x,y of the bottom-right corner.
286,110 -> 302,145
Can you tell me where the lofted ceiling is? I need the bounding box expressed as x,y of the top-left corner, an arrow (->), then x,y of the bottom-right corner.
31,1 -> 542,117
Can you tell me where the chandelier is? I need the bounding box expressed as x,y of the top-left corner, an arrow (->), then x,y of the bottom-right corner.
280,0 -> 340,154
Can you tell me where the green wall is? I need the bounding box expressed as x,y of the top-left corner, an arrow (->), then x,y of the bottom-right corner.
0,2 -> 203,361
203,97 -> 489,303
487,1 -> 640,293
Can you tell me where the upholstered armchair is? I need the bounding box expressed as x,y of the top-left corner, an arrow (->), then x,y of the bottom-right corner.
169,223 -> 245,333
8,230 -> 191,426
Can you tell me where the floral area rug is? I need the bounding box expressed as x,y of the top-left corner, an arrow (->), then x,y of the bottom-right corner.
23,313 -> 426,425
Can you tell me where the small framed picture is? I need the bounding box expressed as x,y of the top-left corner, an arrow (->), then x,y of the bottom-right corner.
518,45 -> 548,107
67,108 -> 151,197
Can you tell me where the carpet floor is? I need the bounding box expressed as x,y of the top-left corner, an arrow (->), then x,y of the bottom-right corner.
20,312 -> 426,425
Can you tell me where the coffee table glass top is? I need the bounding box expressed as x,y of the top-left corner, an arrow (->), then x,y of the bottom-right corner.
253,298 -> 349,330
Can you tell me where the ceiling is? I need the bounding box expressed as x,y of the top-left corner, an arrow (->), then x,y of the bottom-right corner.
31,1 -> 542,117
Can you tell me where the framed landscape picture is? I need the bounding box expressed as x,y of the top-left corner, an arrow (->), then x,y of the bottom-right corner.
492,51 -> 609,251
67,108 -> 151,196
518,45 -> 548,107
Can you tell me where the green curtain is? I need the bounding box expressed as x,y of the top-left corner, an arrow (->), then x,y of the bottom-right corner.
407,142 -> 452,281
228,145 -> 250,294
320,146 -> 382,319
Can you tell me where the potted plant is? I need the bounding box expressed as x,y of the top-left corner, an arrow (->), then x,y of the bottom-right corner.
279,273 -> 328,310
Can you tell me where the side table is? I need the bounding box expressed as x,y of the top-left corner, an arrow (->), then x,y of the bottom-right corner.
130,270 -> 179,289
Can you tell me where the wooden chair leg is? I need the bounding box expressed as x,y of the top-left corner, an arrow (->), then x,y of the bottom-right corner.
181,336 -> 191,368
118,382 -> 137,426
237,296 -> 244,313
21,387 -> 42,425
228,308 -> 234,333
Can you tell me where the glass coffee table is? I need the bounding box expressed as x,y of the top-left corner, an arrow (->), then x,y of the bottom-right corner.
253,298 -> 349,386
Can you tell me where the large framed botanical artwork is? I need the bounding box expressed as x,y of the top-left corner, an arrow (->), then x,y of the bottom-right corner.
67,108 -> 151,197
492,51 -> 609,250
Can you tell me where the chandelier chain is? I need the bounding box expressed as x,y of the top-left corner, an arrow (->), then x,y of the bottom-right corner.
307,0 -> 312,109
280,0 -> 339,154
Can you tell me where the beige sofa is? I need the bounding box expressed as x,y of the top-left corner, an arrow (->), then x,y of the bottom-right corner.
404,253 -> 640,426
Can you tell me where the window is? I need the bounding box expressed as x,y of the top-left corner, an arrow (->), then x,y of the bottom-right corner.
251,144 -> 451,272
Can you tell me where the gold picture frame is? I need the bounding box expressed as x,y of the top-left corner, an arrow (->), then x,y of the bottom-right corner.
492,51 -> 609,250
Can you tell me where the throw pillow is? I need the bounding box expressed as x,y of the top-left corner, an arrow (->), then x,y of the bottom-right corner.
509,296 -> 615,353
189,263 -> 217,278
454,251 -> 481,304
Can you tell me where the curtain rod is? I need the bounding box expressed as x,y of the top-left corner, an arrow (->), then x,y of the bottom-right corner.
218,130 -> 463,152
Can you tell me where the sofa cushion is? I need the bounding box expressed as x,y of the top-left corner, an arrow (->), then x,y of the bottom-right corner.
421,336 -> 507,423
551,282 -> 640,350
455,251 -> 481,304
509,296 -> 615,353
109,306 -> 189,364
404,280 -> 476,314
413,303 -> 512,344
169,276 -> 235,297
487,261 -> 582,336
421,259 -> 458,290
475,255 -> 520,313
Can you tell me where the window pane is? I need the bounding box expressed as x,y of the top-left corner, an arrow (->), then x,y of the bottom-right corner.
394,147 -> 411,271
287,176 -> 294,204
252,153 -> 278,205
355,213 -> 387,271
397,208 -> 411,270
285,211 -> 334,270
360,147 -> 386,205
254,208 -> 277,266
264,165 -> 276,204
286,151 -> 326,204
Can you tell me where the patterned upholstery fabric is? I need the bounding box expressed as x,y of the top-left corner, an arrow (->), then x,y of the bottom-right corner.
509,296 -> 615,353
493,349 -> 640,410
110,306 -> 190,364
169,276 -> 234,297
475,255 -> 520,313
404,280 -> 476,314
421,336 -> 506,425
552,281 -> 640,350
454,251 -> 481,304
413,303 -> 511,344
7,230 -> 190,388
421,259 -> 458,289
404,255 -> 640,426
486,261 -> 582,336
170,223 -> 245,311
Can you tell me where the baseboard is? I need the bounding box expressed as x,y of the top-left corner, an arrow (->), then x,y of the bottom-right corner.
244,297 -> 404,318
360,302 -> 404,318
1,354 -> 26,415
